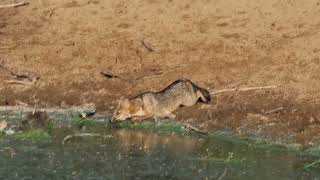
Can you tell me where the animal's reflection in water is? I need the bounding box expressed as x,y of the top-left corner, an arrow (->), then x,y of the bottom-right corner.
113,129 -> 205,154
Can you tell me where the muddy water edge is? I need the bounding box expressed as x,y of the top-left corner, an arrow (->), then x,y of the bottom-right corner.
0,111 -> 320,179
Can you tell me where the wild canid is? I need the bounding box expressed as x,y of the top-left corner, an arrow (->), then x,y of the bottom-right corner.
111,79 -> 211,122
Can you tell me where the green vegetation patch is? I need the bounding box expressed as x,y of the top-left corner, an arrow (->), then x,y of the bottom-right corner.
73,117 -> 98,128
15,129 -> 51,141
113,120 -> 186,134
305,146 -> 320,157
0,113 -> 23,122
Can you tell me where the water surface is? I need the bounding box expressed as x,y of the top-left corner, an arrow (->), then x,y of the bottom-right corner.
1,126 -> 320,180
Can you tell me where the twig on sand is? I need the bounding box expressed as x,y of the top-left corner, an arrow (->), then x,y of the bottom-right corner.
0,2 -> 29,9
265,107 -> 283,114
141,40 -> 154,52
5,80 -> 36,86
217,167 -> 228,180
133,71 -> 163,80
62,133 -> 102,145
100,71 -> 120,79
100,70 -> 162,81
210,85 -> 277,95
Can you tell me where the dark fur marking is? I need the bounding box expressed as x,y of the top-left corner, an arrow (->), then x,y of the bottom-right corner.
130,79 -> 211,103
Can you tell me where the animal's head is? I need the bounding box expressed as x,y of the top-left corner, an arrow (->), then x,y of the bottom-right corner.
111,97 -> 144,122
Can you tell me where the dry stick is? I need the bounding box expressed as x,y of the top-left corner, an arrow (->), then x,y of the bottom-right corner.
100,71 -> 162,80
32,103 -> 38,115
210,85 -> 277,95
265,107 -> 283,114
141,40 -> 154,52
0,2 -> 29,8
62,133 -> 102,145
100,71 -> 119,79
217,167 -> 228,180
5,80 -> 35,86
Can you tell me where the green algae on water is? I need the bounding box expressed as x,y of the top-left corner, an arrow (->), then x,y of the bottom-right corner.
113,120 -> 186,134
73,117 -> 98,128
15,129 -> 51,141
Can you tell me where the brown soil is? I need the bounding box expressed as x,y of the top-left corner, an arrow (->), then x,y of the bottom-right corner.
1,0 -> 320,145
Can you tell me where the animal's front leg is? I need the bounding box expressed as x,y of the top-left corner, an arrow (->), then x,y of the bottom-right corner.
153,115 -> 159,123
153,112 -> 176,122
153,115 -> 167,123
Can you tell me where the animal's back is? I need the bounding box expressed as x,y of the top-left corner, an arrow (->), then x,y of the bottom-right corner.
155,79 -> 197,106
140,79 -> 210,116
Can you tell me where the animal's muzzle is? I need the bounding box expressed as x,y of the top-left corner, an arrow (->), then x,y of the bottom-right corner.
110,116 -> 117,123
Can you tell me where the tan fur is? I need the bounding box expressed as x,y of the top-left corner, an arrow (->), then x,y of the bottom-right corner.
111,79 -> 210,122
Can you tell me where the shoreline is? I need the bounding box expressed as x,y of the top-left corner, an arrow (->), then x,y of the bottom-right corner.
1,109 -> 320,157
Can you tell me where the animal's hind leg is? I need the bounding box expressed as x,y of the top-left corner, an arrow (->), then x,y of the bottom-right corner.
132,116 -> 147,122
154,112 -> 176,122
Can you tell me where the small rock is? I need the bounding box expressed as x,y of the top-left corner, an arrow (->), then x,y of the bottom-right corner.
268,122 -> 276,126
76,103 -> 96,117
4,128 -> 15,135
309,116 -> 318,123
0,120 -> 7,131
20,111 -> 50,130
